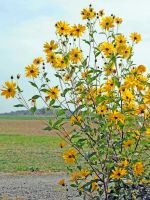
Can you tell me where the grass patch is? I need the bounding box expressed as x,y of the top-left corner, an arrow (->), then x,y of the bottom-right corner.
0,134 -> 66,173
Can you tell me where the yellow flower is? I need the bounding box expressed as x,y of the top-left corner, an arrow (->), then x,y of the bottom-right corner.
46,52 -> 56,64
118,45 -> 131,59
104,62 -> 115,76
43,40 -> 58,53
99,42 -> 115,57
58,179 -> 65,186
118,159 -> 129,168
115,34 -> 126,47
70,115 -> 82,124
145,128 -> 150,137
59,142 -> 65,149
79,169 -> 90,178
109,110 -> 125,124
47,87 -> 60,100
100,16 -> 114,30
76,85 -> 85,93
137,65 -> 146,73
33,57 -> 44,65
110,167 -> 127,179
122,89 -> 134,102
130,32 -> 141,44
70,24 -> 86,37
96,105 -> 108,115
103,78 -> 115,92
91,176 -> 99,191
99,9 -> 105,17
115,17 -> 123,25
55,21 -> 70,36
134,162 -> 144,176
70,48 -> 83,63
124,75 -> 137,88
1,81 -> 17,99
63,149 -> 77,164
81,70 -> 89,79
144,90 -> 150,104
81,7 -> 96,20
53,55 -> 70,69
123,140 -> 134,148
25,64 -> 40,78
63,74 -> 72,82
70,171 -> 80,182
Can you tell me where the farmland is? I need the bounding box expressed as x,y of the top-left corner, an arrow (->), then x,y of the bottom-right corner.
0,116 -> 66,173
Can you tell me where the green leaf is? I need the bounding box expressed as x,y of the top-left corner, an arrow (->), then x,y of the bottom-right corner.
30,106 -> 36,114
49,99 -> 55,106
55,73 -> 62,79
61,88 -> 71,97
31,95 -> 41,100
82,39 -> 90,45
53,118 -> 64,129
14,104 -> 24,107
57,109 -> 65,116
17,86 -> 23,93
43,126 -> 53,131
29,81 -> 38,89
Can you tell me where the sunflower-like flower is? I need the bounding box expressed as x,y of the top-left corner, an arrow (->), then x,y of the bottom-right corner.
55,21 -> 70,36
96,105 -> 108,115
109,110 -> 125,124
81,7 -> 96,20
117,45 -> 131,59
123,140 -> 134,148
63,74 -> 72,82
144,90 -> 150,104
134,162 -> 144,176
115,17 -> 123,25
63,149 -> 77,164
99,42 -> 115,57
110,167 -> 127,179
59,142 -> 66,149
33,57 -> 44,65
99,9 -> 105,17
115,34 -> 126,47
79,169 -> 90,178
47,87 -> 60,100
100,16 -> 114,30
91,176 -> 99,191
25,64 -> 40,78
70,115 -> 82,124
70,24 -> 86,37
70,47 -> 83,63
1,81 -> 17,99
118,159 -> 129,168
58,179 -> 65,186
121,89 -> 134,102
130,32 -> 141,44
43,40 -> 58,54
70,171 -> 80,182
145,128 -> 150,137
46,52 -> 57,64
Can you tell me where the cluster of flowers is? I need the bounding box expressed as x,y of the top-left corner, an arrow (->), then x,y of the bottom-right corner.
1,4 -> 150,199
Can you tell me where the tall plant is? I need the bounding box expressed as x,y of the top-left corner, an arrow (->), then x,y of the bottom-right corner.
1,4 -> 150,199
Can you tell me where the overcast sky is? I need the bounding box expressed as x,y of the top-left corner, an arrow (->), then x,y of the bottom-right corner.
0,0 -> 150,113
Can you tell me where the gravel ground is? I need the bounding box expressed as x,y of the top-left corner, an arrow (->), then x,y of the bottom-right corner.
0,174 -> 82,200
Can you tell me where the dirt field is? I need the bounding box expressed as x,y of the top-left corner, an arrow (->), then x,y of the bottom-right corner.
0,120 -> 56,135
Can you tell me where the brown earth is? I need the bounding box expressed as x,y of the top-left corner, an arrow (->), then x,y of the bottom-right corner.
0,120 -> 71,135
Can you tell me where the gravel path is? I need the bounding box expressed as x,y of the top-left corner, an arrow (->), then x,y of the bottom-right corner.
0,174 -> 82,200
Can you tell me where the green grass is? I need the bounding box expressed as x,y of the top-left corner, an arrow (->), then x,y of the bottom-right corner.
0,115 -> 51,120
0,134 -> 66,173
